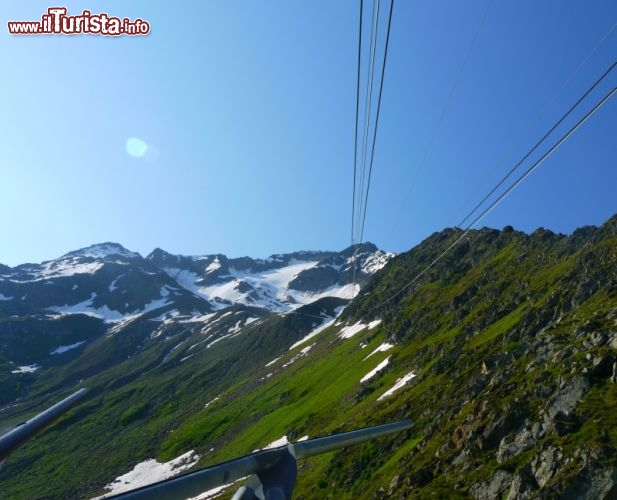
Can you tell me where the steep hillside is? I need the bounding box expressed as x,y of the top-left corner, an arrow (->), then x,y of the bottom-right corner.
1,217 -> 616,499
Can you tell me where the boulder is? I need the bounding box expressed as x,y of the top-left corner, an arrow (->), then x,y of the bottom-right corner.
470,470 -> 513,499
505,465 -> 538,500
560,464 -> 617,499
497,428 -> 536,463
545,375 -> 591,422
531,446 -> 563,488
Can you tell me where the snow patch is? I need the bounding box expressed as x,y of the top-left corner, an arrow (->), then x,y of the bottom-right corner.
205,258 -> 222,273
361,356 -> 391,383
50,341 -> 85,355
204,396 -> 220,409
11,364 -> 40,374
361,251 -> 395,274
265,356 -> 282,368
256,436 -> 289,452
161,267 -> 201,294
108,275 -> 124,292
364,342 -> 394,360
179,312 -> 217,324
228,320 -> 244,334
108,314 -> 145,336
37,261 -> 104,280
289,316 -> 335,350
73,243 -> 140,260
206,333 -> 233,349
264,435 -> 289,448
378,372 -> 416,401
187,481 -> 243,499
255,434 -> 309,453
339,319 -> 381,339
282,344 -> 314,368
99,450 -> 200,496
339,322 -> 367,339
48,293 -> 171,323
164,259 -> 357,313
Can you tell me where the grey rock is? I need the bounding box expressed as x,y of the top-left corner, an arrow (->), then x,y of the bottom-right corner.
590,331 -> 607,347
531,446 -> 563,487
560,465 -> 617,499
451,449 -> 470,467
505,465 -> 538,500
531,421 -> 544,440
496,428 -> 536,463
470,470 -> 513,500
482,404 -> 527,450
387,474 -> 401,495
545,375 -> 591,421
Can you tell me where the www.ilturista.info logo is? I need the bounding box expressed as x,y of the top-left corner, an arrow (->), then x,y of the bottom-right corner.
7,7 -> 150,36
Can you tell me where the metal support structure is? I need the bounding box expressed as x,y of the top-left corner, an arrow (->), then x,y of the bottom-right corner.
0,388 -> 88,463
232,449 -> 297,500
110,419 -> 413,500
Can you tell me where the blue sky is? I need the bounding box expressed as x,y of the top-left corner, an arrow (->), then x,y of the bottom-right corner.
1,1 -> 616,266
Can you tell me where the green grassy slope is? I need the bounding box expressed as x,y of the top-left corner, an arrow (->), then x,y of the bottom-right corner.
1,216 -> 616,499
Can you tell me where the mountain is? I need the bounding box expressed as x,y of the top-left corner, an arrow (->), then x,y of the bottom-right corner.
1,217 -> 616,499
146,241 -> 390,312
0,242 -> 392,403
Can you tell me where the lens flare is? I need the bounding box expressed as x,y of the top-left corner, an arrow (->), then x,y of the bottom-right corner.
125,137 -> 148,158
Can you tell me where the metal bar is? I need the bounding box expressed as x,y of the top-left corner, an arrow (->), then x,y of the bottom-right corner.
110,448 -> 284,500
290,419 -> 413,460
0,388 -> 88,461
110,419 -> 412,499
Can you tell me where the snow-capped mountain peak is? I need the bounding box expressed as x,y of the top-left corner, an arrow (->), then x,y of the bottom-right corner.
0,242 -> 394,326
150,244 -> 394,313
67,242 -> 141,260
0,241 -> 394,392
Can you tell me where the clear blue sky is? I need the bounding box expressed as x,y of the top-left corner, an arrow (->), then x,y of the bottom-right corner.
1,1 -> 616,266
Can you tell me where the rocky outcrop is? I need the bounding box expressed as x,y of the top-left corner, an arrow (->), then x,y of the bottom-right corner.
470,470 -> 514,499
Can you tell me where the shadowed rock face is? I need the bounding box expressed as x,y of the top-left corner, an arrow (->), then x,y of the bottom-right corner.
288,266 -> 339,291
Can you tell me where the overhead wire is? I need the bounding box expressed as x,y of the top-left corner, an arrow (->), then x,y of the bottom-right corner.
371,19 -> 617,311
395,0 -> 493,229
343,13 -> 616,319
351,0 -> 378,298
376,66 -> 617,309
358,0 -> 395,245
351,0 -> 381,296
457,23 -> 617,227
351,0 -> 364,249
351,0 -> 395,299
355,0 -> 381,246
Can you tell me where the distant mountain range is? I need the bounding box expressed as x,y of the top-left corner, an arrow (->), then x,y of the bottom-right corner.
0,241 -> 392,382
